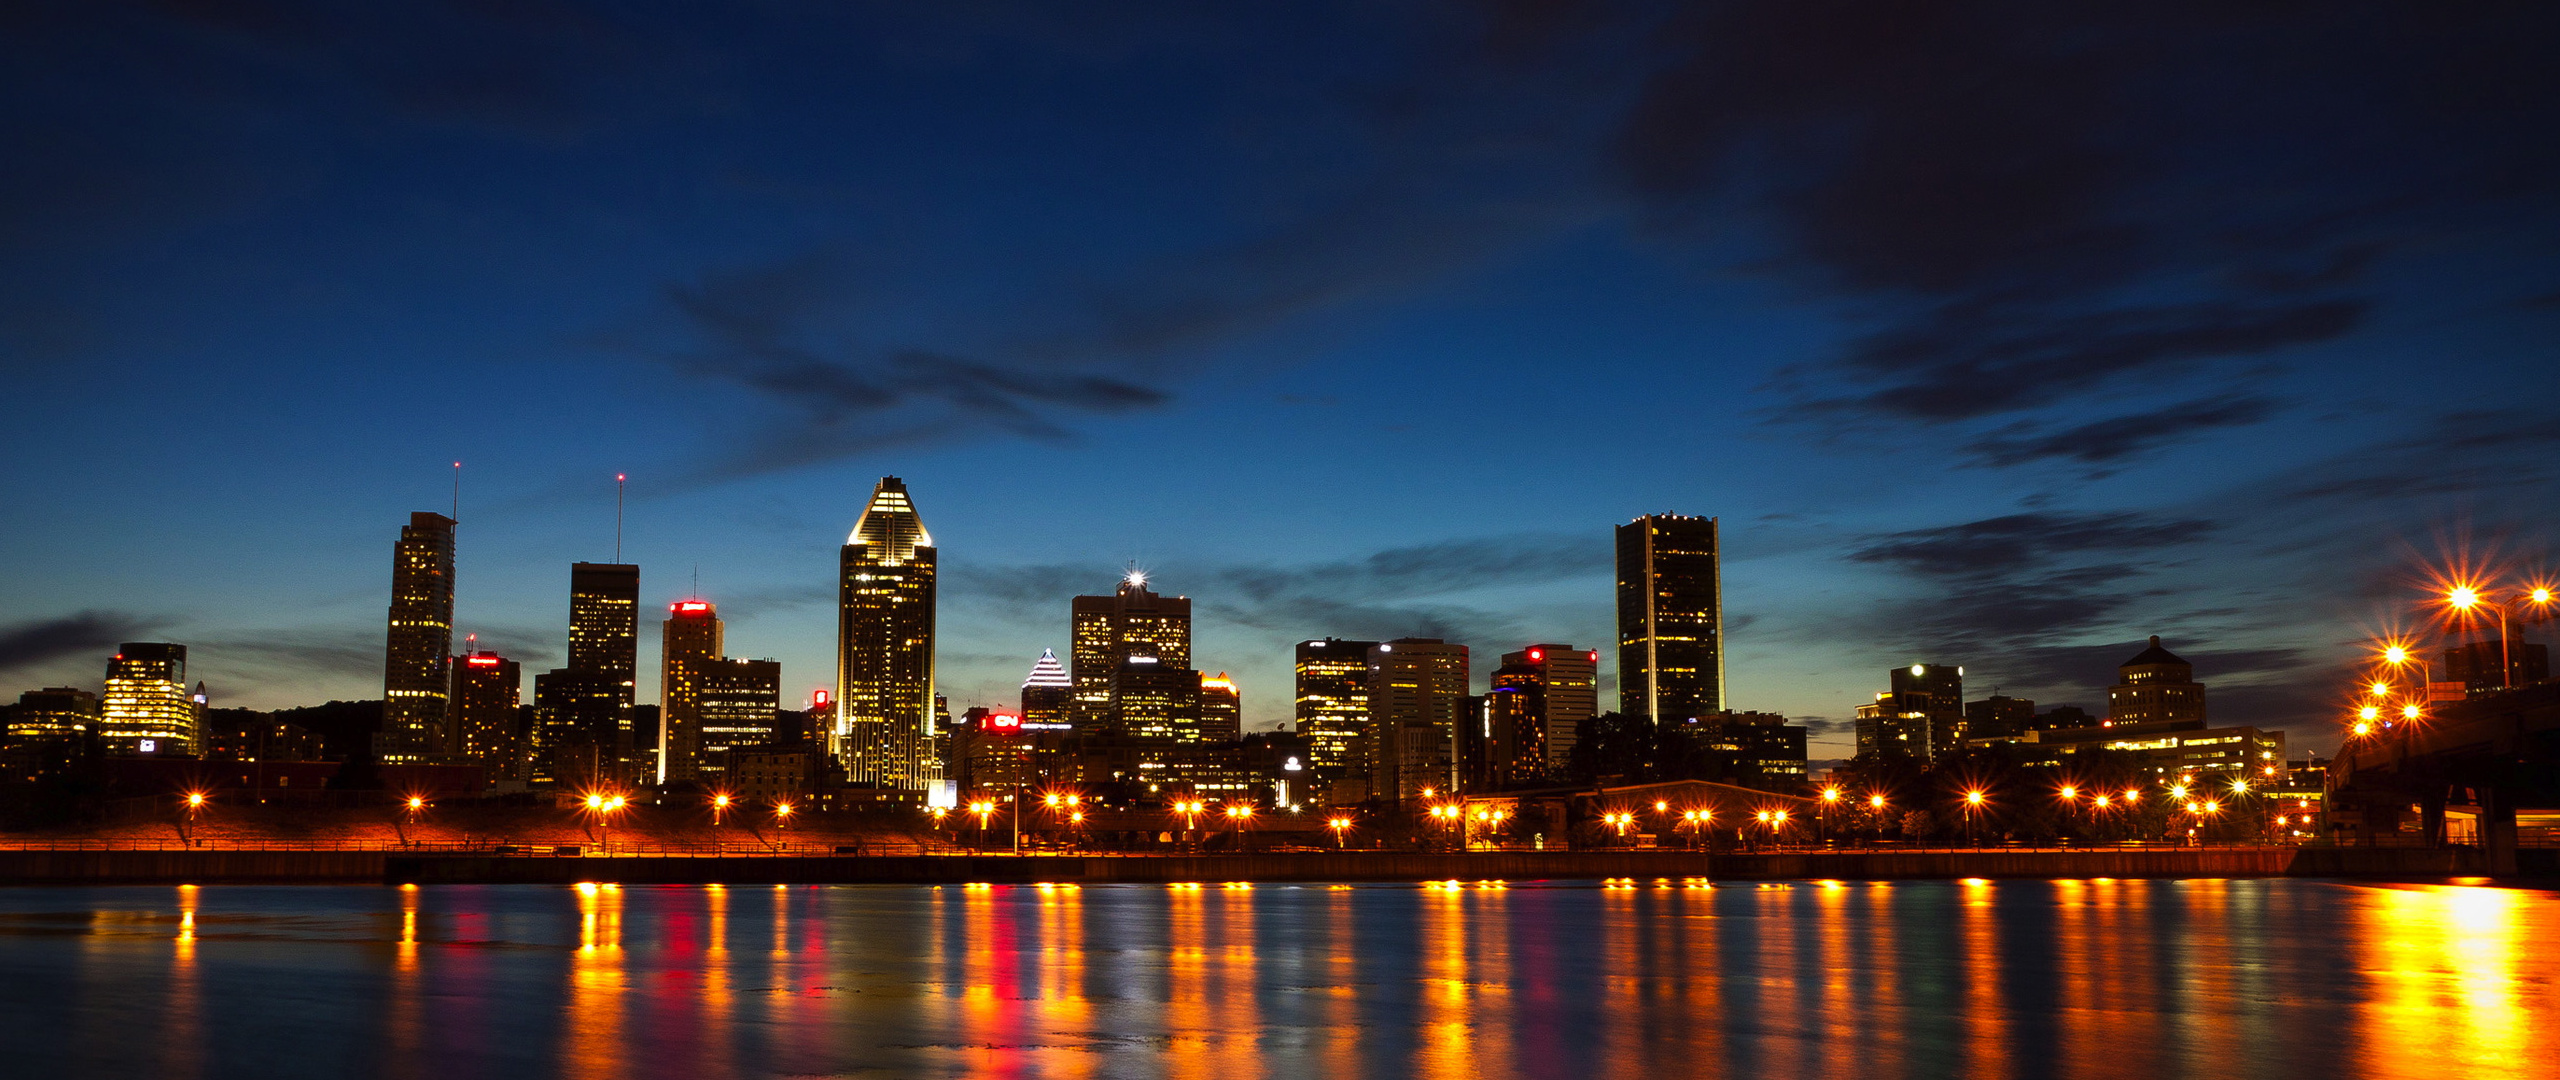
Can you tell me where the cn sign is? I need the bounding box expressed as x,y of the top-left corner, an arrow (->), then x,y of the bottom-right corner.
988,712 -> 1022,731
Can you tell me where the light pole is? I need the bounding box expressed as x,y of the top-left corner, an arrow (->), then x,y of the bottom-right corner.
1962,790 -> 1986,848
1818,786 -> 1841,845
1868,793 -> 1888,846
180,791 -> 207,848
772,800 -> 795,851
401,795 -> 427,847
2446,584 -> 2556,689
1328,815 -> 1354,849
711,793 -> 731,855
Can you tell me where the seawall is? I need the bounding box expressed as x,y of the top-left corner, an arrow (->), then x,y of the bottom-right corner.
0,845 -> 2532,886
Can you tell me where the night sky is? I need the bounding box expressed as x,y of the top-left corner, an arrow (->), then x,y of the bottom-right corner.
4,3 -> 2557,762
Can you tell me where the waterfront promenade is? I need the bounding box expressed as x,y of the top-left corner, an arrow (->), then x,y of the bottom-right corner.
0,843 -> 2521,886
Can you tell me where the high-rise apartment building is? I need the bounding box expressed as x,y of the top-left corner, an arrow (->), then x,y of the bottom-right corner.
1366,638 -> 1469,803
1070,574 -> 1191,733
1963,695 -> 2037,742
1294,638 -> 1377,775
695,658 -> 781,781
2107,638 -> 2206,726
836,476 -> 938,791
1501,644 -> 1597,772
8,687 -> 98,743
381,512 -> 455,763
1199,673 -> 1241,742
448,651 -> 521,777
658,599 -> 723,785
1020,649 -> 1072,728
101,643 -> 198,755
1616,514 -> 1724,722
1479,674 -> 1547,790
531,668 -> 625,788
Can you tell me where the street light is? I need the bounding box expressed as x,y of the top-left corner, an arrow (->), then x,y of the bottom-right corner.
772,800 -> 795,849
1328,815 -> 1354,848
1962,789 -> 1986,847
711,793 -> 732,854
2445,583 -> 2560,690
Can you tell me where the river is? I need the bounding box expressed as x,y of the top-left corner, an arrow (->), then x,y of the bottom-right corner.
0,877 -> 2549,1078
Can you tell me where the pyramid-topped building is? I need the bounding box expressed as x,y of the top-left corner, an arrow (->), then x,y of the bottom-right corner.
836,476 -> 938,790
1023,648 -> 1071,689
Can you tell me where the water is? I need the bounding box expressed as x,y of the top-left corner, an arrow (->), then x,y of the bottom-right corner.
0,878 -> 2551,1079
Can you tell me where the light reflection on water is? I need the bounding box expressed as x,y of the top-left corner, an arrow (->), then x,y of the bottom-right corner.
0,878 -> 2553,1079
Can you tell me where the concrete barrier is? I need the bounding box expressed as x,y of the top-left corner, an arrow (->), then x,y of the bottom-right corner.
384,850 -> 1716,885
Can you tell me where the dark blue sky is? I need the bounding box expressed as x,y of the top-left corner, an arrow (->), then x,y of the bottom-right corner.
5,2 -> 2556,760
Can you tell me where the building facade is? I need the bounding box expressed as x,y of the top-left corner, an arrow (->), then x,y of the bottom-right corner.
448,651 -> 521,778
1501,644 -> 1597,773
1070,574 -> 1192,734
836,476 -> 938,791
1294,638 -> 1376,777
1366,638 -> 1469,803
1199,673 -> 1241,742
1020,649 -> 1073,728
380,512 -> 455,763
695,658 -> 781,783
101,643 -> 198,755
8,687 -> 97,743
2106,637 -> 2206,726
658,599 -> 723,784
1616,514 -> 1724,722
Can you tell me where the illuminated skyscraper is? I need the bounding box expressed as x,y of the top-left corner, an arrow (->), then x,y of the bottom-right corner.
1856,663 -> 1961,760
1110,652 -> 1200,741
1070,574 -> 1191,733
381,512 -> 455,763
1199,672 -> 1241,742
1616,514 -> 1724,722
2108,638 -> 2206,726
448,651 -> 521,777
1020,649 -> 1072,728
658,599 -> 722,784
568,562 -> 640,709
836,476 -> 938,790
695,658 -> 781,780
1366,638 -> 1468,802
101,643 -> 197,755
1294,638 -> 1376,775
1502,644 -> 1597,772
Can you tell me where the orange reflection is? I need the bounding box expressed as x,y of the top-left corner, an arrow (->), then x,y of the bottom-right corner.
2355,884 -> 2552,1077
1960,878 -> 2006,1077
565,883 -> 626,1080
1416,882 -> 1485,1078
164,884 -> 202,1076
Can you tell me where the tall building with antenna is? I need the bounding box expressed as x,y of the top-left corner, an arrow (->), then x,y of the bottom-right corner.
380,511 -> 455,763
835,476 -> 938,791
659,599 -> 722,785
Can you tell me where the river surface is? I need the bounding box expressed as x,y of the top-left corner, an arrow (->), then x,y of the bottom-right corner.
0,877 -> 2551,1079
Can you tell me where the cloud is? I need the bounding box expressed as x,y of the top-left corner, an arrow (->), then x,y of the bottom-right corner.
1963,396 -> 2282,470
1850,512 -> 2213,581
0,611 -> 166,673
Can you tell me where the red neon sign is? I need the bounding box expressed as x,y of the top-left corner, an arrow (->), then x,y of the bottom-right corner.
674,601 -> 711,613
988,712 -> 1022,731
466,656 -> 501,667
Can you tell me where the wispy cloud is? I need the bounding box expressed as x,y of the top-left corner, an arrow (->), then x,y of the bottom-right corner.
0,611 -> 166,673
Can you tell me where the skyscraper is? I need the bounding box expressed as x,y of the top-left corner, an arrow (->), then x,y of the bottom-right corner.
381,512 -> 455,763
1294,638 -> 1376,776
1070,573 -> 1191,733
1020,649 -> 1073,728
1366,638 -> 1469,803
695,658 -> 781,781
836,476 -> 937,790
568,562 -> 640,710
1199,672 -> 1241,742
659,599 -> 722,785
1110,652 -> 1201,741
448,651 -> 521,778
1616,514 -> 1724,722
1502,644 -> 1597,772
101,643 -> 197,755
9,687 -> 98,743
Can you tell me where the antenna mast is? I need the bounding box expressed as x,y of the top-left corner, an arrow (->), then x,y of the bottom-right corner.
615,473 -> 626,563
451,461 -> 461,520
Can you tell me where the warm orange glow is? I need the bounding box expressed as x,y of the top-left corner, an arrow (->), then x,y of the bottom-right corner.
584,794 -> 605,810
2403,703 -> 2423,720
2093,794 -> 2111,808
2383,644 -> 2410,665
2059,785 -> 2077,801
2359,705 -> 2382,721
2124,789 -> 2141,804
712,794 -> 731,808
1964,790 -> 1985,806
2449,586 -> 2481,610
2230,778 -> 2250,794
1869,794 -> 1887,810
406,796 -> 424,810
1654,800 -> 1668,812
773,801 -> 795,818
1821,787 -> 1841,803
185,792 -> 206,808
1772,810 -> 1789,824
2534,587 -> 2554,604
2202,800 -> 2221,814
2354,721 -> 2374,736
2370,681 -> 2392,697
1225,804 -> 1253,820
2169,783 -> 2189,799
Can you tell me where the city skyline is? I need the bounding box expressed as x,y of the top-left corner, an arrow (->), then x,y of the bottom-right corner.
5,6 -> 2557,763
